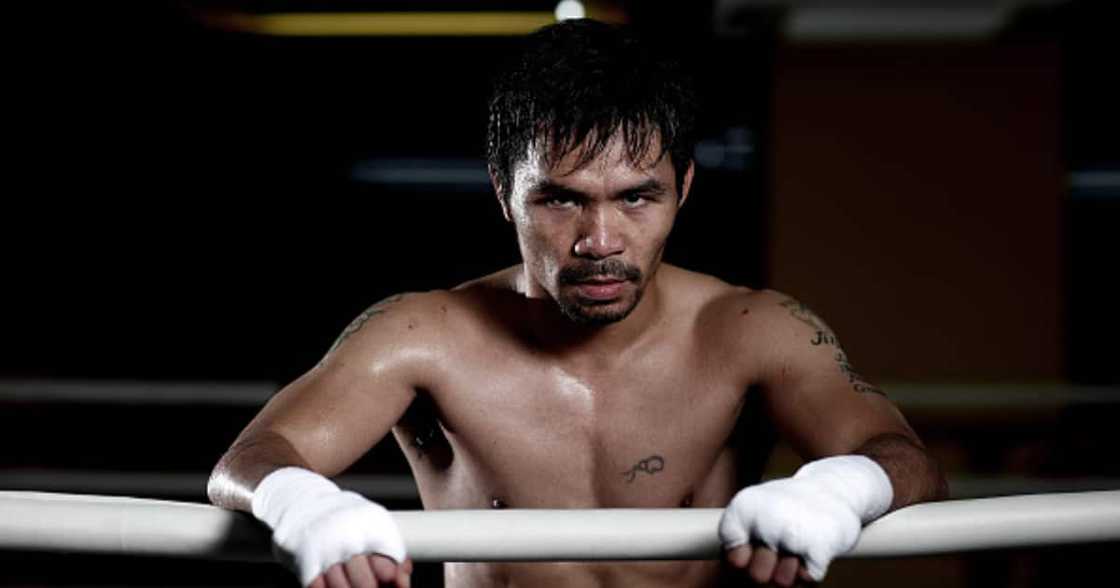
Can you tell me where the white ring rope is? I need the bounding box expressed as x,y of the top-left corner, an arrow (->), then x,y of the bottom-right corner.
1,490 -> 1118,562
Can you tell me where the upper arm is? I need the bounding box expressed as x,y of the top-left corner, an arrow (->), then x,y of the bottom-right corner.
742,291 -> 920,459
232,292 -> 446,477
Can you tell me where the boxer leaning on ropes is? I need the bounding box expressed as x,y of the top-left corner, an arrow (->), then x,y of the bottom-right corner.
208,18 -> 947,588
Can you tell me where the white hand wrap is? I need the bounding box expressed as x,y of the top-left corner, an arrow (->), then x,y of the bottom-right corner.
718,455 -> 892,582
251,467 -> 407,587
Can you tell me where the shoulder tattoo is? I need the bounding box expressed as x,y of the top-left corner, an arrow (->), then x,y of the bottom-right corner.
779,297 -> 837,345
780,297 -> 886,397
327,294 -> 408,354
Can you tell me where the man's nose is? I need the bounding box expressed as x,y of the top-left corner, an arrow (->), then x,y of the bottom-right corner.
572,207 -> 625,259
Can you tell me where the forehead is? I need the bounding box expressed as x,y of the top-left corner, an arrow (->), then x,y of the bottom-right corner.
512,133 -> 673,194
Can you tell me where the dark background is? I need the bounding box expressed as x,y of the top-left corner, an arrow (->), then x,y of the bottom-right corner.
5,1 -> 1116,385
6,0 -> 771,385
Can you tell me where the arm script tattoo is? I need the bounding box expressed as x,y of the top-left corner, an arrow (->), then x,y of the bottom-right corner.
780,298 -> 886,397
622,455 -> 665,483
327,294 -> 407,354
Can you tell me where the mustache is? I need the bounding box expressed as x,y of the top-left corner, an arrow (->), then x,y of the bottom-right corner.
559,259 -> 642,284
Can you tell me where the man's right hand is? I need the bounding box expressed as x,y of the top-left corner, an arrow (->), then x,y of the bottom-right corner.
251,467 -> 410,587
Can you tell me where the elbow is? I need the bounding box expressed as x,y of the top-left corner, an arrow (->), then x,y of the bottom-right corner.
857,432 -> 949,506
207,445 -> 251,510
911,443 -> 950,504
206,459 -> 231,508
205,431 -> 301,511
206,470 -> 222,506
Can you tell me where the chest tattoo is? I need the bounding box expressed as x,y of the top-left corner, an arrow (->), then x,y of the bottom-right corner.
622,455 -> 666,483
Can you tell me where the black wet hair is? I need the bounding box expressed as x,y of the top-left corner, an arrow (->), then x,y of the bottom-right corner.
486,18 -> 698,201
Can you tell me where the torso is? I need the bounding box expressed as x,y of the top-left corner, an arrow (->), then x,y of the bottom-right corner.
389,265 -> 772,587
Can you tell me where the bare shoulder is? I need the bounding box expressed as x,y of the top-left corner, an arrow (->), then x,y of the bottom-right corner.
324,267 -> 523,365
689,281 -> 833,354
683,283 -> 853,399
659,265 -> 745,308
323,289 -> 470,361
659,265 -> 759,343
666,267 -> 755,327
699,283 -> 824,325
741,289 -> 837,343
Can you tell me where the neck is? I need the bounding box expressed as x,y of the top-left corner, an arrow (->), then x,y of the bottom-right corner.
515,263 -> 665,359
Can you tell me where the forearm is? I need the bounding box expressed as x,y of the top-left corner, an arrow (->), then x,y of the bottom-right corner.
856,432 -> 949,512
218,436 -> 410,586
207,430 -> 313,512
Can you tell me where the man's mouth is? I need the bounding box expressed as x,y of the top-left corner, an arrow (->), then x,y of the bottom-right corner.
572,277 -> 628,300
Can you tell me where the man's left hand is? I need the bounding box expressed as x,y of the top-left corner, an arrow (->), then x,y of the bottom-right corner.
718,455 -> 893,584
725,543 -> 816,587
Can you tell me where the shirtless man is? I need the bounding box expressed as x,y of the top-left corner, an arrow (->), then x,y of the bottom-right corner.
208,19 -> 947,588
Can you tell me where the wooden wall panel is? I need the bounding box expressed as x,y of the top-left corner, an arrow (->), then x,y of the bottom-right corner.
767,43 -> 1063,380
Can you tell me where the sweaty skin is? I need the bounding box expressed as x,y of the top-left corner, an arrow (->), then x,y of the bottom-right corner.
209,136 -> 945,588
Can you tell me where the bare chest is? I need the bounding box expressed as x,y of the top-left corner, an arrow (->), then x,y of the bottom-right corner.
403,341 -> 747,510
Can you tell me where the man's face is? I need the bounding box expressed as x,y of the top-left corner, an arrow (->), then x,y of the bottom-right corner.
499,134 -> 692,325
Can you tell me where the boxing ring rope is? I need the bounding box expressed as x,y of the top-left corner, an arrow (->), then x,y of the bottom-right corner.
1,490 -> 1118,562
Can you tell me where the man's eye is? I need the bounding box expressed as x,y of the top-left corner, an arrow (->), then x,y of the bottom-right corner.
544,197 -> 575,208
622,194 -> 647,207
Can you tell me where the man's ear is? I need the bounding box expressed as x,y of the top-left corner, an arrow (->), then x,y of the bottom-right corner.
489,166 -> 513,222
677,161 -> 695,209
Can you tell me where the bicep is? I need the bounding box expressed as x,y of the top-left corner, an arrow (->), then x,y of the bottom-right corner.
233,294 -> 433,477
241,361 -> 417,477
755,295 -> 918,458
